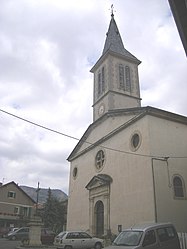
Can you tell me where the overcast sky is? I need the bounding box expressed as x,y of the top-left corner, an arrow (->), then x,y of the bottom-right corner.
0,0 -> 186,194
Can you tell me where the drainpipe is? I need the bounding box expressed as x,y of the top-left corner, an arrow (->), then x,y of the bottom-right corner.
151,157 -> 169,222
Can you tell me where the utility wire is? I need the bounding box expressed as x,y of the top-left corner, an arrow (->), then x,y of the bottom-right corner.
0,108 -> 80,142
0,108 -> 187,159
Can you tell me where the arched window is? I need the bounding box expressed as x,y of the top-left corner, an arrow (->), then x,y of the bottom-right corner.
173,175 -> 185,198
119,64 -> 125,89
98,71 -> 102,95
118,64 -> 131,92
125,66 -> 131,92
101,67 -> 105,92
95,201 -> 104,236
98,67 -> 105,95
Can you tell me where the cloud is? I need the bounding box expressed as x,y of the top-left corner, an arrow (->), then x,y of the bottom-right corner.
0,0 -> 186,194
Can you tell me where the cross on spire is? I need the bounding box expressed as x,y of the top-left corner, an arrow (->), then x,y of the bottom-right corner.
111,4 -> 114,17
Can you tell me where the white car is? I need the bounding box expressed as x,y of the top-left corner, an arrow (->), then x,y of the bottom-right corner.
54,231 -> 104,249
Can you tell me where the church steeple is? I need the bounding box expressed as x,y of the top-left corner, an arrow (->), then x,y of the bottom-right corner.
91,12 -> 141,122
102,13 -> 139,63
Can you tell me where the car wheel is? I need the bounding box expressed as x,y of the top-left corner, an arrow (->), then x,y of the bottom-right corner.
11,235 -> 16,241
95,242 -> 102,249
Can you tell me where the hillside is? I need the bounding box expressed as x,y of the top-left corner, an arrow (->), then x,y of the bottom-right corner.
20,185 -> 68,204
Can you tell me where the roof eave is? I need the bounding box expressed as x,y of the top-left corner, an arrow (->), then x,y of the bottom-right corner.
67,106 -> 187,162
90,50 -> 141,73
0,181 -> 36,204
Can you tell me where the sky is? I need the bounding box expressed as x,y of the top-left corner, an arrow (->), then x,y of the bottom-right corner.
0,0 -> 186,195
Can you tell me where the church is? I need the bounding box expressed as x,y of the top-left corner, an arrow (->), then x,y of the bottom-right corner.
67,11 -> 187,237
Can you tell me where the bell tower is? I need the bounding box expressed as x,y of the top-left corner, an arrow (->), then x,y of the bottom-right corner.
91,12 -> 142,121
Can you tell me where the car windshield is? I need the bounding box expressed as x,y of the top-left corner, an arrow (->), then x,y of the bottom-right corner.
113,230 -> 143,246
56,232 -> 66,238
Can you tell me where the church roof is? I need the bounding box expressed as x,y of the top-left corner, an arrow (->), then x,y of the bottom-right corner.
102,13 -> 140,63
67,106 -> 187,161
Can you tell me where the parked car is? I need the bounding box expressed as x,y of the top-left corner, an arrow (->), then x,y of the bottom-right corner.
0,227 -> 10,238
11,227 -> 19,232
6,227 -> 19,236
6,227 -> 55,245
41,228 -> 56,245
105,222 -> 180,249
3,227 -> 19,238
7,227 -> 29,241
54,231 -> 104,249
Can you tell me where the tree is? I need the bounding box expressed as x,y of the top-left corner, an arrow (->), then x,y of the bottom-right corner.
42,188 -> 67,234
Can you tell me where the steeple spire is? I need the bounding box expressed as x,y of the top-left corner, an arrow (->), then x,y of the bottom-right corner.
91,10 -> 141,122
102,11 -> 140,63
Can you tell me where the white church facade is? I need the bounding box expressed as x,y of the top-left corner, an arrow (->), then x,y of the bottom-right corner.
67,12 -> 187,237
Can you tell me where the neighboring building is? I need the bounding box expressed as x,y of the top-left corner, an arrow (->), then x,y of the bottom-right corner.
168,0 -> 187,56
0,181 -> 36,231
67,12 -> 187,237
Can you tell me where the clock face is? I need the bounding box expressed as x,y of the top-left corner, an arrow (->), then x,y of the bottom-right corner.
98,104 -> 105,116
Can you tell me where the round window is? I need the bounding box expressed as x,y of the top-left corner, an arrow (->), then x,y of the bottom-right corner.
95,150 -> 105,171
130,132 -> 141,151
132,133 -> 139,148
73,167 -> 78,179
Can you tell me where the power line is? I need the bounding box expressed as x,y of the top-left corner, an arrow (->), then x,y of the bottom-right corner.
0,108 -> 80,142
0,108 -> 187,159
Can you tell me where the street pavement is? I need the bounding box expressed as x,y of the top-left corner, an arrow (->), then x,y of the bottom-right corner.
0,238 -> 56,249
0,238 -> 21,249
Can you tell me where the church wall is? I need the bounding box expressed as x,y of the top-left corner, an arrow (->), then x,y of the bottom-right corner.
77,114 -> 138,152
107,154 -> 155,233
68,144 -> 114,232
100,116 -> 156,234
153,159 -> 187,232
108,92 -> 140,111
67,112 -> 187,235
67,154 -> 92,231
148,115 -> 187,157
67,115 -> 157,235
147,115 -> 187,232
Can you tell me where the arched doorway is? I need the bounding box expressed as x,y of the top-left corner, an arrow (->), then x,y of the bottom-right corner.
86,174 -> 112,236
95,200 -> 104,237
